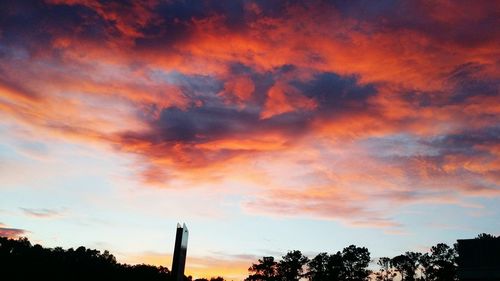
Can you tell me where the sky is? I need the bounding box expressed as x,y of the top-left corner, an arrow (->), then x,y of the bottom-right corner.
0,0 -> 499,279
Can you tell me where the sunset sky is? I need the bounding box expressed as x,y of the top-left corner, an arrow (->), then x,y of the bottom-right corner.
0,0 -> 499,279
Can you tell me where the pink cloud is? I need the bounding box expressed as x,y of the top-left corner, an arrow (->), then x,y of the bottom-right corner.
0,223 -> 28,239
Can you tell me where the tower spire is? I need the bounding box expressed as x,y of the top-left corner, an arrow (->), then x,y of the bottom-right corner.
171,223 -> 188,281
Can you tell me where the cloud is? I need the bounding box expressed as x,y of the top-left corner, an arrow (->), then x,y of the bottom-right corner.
243,186 -> 403,230
218,75 -> 255,107
0,223 -> 28,238
20,208 -> 65,219
0,0 -> 498,229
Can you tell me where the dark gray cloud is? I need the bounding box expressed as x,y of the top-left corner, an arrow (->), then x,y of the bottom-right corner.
293,72 -> 377,112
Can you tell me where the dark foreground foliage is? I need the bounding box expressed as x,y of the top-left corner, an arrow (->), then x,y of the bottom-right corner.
2,233 -> 498,281
0,236 -> 171,281
246,246 -> 371,281
246,233 -> 500,281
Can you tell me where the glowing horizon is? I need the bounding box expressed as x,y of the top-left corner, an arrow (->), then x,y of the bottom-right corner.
0,1 -> 499,280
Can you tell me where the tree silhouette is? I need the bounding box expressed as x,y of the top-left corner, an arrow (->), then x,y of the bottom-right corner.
306,252 -> 329,281
0,236 -> 172,281
391,252 -> 421,281
195,277 -> 225,281
305,251 -> 346,281
476,233 -> 498,239
374,257 -> 396,281
327,251 -> 345,280
277,250 -> 309,281
263,246 -> 371,281
420,243 -> 457,281
9,233 -> 496,281
340,245 -> 371,281
246,256 -> 279,281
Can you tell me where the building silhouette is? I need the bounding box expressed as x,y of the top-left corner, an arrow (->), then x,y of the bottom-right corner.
172,223 -> 189,281
457,238 -> 500,280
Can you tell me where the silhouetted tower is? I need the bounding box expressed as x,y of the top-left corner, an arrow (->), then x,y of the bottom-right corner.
172,223 -> 189,281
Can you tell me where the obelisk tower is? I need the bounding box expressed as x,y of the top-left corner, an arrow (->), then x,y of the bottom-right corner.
171,223 -> 188,281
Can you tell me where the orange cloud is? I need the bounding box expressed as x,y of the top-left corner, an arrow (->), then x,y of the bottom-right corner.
218,76 -> 255,108
261,81 -> 317,119
0,0 -> 498,230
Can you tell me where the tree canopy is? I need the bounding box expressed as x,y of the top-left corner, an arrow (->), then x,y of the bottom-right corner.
0,236 -> 171,281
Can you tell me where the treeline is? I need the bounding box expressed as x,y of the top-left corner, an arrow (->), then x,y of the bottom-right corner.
0,236 -> 170,281
1,234 -> 498,281
245,233 -> 500,281
0,236 -> 226,281
246,246 -> 370,281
